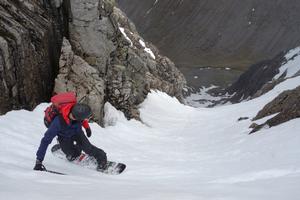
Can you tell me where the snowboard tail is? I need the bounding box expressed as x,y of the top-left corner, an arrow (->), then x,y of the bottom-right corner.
45,169 -> 66,175
51,144 -> 126,175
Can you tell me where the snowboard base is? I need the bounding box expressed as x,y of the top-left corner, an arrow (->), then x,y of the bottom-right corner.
51,144 -> 126,175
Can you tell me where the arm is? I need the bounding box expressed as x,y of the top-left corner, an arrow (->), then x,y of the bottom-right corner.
36,117 -> 61,162
82,119 -> 92,137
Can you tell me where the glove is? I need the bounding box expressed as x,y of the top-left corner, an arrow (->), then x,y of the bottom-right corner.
86,128 -> 92,138
33,159 -> 46,171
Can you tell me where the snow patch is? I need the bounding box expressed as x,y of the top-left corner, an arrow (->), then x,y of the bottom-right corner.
104,102 -> 128,126
119,27 -> 133,46
274,47 -> 300,79
185,85 -> 232,108
139,39 -> 156,59
253,113 -> 279,125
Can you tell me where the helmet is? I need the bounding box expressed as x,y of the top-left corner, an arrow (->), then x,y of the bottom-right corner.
71,103 -> 92,121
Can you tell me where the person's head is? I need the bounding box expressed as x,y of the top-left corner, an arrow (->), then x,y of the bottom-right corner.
70,103 -> 92,121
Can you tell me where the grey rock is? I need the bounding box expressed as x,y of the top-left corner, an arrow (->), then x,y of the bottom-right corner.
0,0 -> 186,125
0,0 -> 64,114
238,117 -> 249,122
68,0 -> 116,75
226,47 -> 300,103
250,86 -> 300,134
225,51 -> 285,103
54,38 -> 105,125
61,1 -> 186,123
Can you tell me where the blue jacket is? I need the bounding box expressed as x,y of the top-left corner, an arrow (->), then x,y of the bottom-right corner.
36,116 -> 82,161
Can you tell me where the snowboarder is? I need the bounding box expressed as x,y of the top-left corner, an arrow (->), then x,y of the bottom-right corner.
34,103 -> 108,172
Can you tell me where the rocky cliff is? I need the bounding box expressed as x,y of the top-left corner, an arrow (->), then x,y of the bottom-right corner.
225,47 -> 300,133
117,0 -> 300,70
0,0 -> 65,114
0,0 -> 186,125
55,0 -> 186,124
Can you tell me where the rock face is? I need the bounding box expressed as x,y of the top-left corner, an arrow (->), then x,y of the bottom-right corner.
0,0 -> 186,124
54,38 -> 105,124
54,0 -> 186,123
226,52 -> 285,102
224,46 -> 300,133
117,0 -> 300,70
250,86 -> 300,133
226,47 -> 300,102
0,0 -> 65,114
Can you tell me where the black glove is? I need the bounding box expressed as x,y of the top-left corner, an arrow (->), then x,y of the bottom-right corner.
33,159 -> 46,171
86,128 -> 92,138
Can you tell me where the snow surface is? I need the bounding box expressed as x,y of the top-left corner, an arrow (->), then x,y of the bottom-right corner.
274,46 -> 300,79
1,76 -> 300,200
185,85 -> 232,108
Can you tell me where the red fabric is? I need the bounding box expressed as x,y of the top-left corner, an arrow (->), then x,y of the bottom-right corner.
60,103 -> 90,129
82,120 -> 90,129
60,103 -> 75,125
51,92 -> 76,104
50,92 -> 90,128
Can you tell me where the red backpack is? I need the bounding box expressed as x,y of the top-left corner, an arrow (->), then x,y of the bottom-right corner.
44,92 -> 77,127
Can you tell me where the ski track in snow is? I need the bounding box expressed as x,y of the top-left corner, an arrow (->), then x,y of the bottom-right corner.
1,76 -> 300,199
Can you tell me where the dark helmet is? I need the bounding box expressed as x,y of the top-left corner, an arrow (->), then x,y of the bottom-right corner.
71,103 -> 92,121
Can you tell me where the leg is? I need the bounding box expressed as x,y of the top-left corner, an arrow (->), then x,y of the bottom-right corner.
58,136 -> 81,161
75,131 -> 107,168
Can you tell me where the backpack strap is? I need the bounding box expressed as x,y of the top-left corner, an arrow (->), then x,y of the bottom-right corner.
59,103 -> 75,125
57,113 -> 68,128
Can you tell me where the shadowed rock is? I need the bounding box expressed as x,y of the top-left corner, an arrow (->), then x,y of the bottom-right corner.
0,0 -> 65,114
226,51 -> 285,102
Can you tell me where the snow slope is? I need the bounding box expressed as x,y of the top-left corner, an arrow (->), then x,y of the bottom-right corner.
1,76 -> 300,200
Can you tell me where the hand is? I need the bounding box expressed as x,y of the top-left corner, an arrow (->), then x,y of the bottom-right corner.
86,128 -> 92,138
33,159 -> 46,171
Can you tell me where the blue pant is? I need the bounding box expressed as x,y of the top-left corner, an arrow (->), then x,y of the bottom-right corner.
58,131 -> 107,166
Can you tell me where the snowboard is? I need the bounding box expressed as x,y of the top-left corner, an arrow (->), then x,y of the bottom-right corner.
51,144 -> 126,175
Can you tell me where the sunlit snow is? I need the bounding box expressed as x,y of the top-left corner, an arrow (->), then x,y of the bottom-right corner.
1,74 -> 300,199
